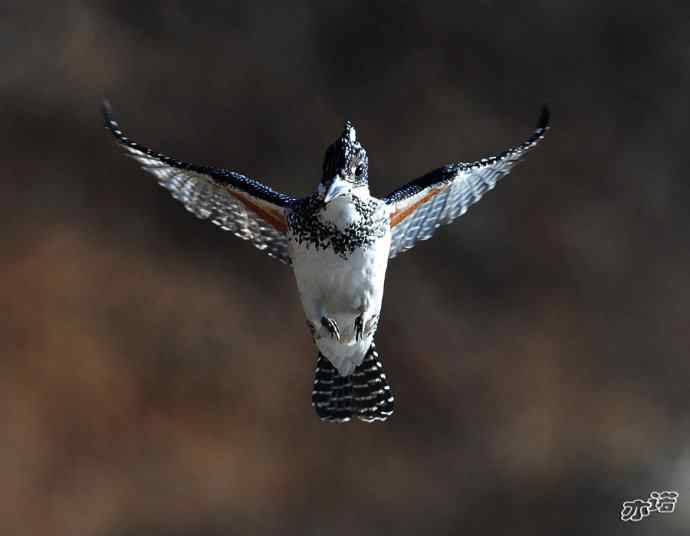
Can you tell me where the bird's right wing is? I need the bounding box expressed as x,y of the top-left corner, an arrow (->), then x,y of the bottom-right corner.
103,102 -> 296,264
383,108 -> 549,259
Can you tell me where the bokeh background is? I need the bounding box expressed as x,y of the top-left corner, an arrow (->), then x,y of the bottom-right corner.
2,1 -> 690,534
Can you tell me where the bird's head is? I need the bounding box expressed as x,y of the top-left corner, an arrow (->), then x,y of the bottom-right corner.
318,121 -> 369,203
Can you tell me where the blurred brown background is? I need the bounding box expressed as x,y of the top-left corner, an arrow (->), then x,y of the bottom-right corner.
2,1 -> 690,534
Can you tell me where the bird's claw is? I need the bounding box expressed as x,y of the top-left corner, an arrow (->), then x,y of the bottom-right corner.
321,316 -> 340,340
354,315 -> 364,342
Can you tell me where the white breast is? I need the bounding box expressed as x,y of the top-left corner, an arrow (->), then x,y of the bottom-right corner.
288,194 -> 391,375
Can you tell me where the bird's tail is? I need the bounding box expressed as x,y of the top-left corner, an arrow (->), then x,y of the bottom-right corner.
311,342 -> 394,423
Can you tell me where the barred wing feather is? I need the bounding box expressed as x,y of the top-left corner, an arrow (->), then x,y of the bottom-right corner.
384,108 -> 549,259
103,103 -> 295,264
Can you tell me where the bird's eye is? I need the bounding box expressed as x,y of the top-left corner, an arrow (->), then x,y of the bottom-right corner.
355,165 -> 364,177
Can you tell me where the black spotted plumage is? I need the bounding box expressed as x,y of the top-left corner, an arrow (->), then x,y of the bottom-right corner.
287,195 -> 387,259
312,343 -> 394,423
321,121 -> 369,188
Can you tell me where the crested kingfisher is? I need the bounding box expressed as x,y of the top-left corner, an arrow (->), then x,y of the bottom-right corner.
104,102 -> 549,423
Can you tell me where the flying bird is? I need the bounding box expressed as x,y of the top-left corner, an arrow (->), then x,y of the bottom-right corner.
103,102 -> 549,423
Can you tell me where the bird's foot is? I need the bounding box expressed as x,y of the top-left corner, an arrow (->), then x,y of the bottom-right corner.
321,316 -> 340,341
354,315 -> 364,342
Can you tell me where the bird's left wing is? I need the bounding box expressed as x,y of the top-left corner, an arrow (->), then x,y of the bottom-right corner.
103,103 -> 295,264
383,108 -> 550,259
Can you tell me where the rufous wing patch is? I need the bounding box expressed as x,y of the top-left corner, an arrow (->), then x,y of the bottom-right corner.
229,189 -> 288,233
389,185 -> 447,228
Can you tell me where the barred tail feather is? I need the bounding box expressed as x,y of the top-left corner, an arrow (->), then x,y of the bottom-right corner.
351,344 -> 395,422
312,342 -> 394,423
312,354 -> 354,423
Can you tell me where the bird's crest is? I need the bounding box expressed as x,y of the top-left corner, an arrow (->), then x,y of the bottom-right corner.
342,121 -> 357,144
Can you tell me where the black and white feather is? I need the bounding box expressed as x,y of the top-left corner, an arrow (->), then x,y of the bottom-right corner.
103,102 -> 295,263
312,343 -> 394,423
384,108 -> 550,258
